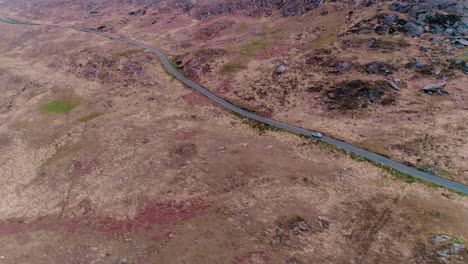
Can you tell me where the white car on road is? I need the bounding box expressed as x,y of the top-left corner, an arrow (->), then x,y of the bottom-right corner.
311,132 -> 323,138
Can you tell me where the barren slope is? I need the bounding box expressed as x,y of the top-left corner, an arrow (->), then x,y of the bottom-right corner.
0,1 -> 467,263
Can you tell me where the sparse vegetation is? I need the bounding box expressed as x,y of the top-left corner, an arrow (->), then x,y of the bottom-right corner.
79,112 -> 103,122
40,99 -> 80,114
309,33 -> 337,50
112,49 -> 144,58
157,59 -> 177,79
236,22 -> 248,33
241,39 -> 269,56
316,140 -> 466,195
242,119 -> 280,134
452,50 -> 468,61
416,162 -> 433,172
370,37 -> 410,50
220,62 -> 243,75
436,168 -> 450,176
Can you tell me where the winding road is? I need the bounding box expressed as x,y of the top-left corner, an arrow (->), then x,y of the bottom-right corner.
1,16 -> 467,195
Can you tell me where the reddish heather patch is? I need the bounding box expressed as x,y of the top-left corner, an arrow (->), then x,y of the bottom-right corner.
234,251 -> 270,264
37,218 -> 84,234
0,222 -> 27,237
0,199 -> 208,238
255,44 -> 291,60
180,91 -> 211,105
151,232 -> 174,242
100,199 -> 207,236
218,78 -> 233,94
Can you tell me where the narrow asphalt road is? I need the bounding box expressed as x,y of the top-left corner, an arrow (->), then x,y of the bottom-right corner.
1,16 -> 467,195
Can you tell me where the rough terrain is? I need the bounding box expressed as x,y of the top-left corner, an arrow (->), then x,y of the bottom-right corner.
0,0 -> 467,263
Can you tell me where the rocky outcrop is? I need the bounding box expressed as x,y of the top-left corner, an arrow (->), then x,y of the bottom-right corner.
349,0 -> 467,37
390,0 -> 468,36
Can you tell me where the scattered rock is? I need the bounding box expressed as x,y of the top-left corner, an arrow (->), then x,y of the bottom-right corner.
389,2 -> 411,13
452,93 -> 462,101
218,146 -> 226,151
286,216 -> 309,234
431,37 -> 443,44
404,22 -> 424,36
276,65 -> 286,74
428,234 -> 466,262
364,61 -> 395,76
128,9 -> 146,16
452,38 -> 468,46
336,62 -> 350,72
447,58 -> 468,73
383,14 -> 397,26
436,248 -> 450,261
405,59 -> 435,75
451,243 -> 465,253
317,216 -> 330,229
387,80 -> 401,91
421,81 -> 448,95
327,92 -> 336,99
388,0 -> 468,37
434,235 -> 453,244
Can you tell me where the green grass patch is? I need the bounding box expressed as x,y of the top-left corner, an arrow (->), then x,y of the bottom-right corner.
452,50 -> 468,61
220,62 -> 243,75
349,152 -> 366,162
451,239 -> 464,245
416,162 -> 433,172
40,99 -> 80,114
170,61 -> 180,70
165,68 -> 176,79
405,178 -> 416,184
78,112 -> 103,122
229,110 -> 279,134
241,39 -> 269,56
436,168 -> 450,177
158,58 -> 178,79
308,33 -> 337,50
243,119 -> 280,134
